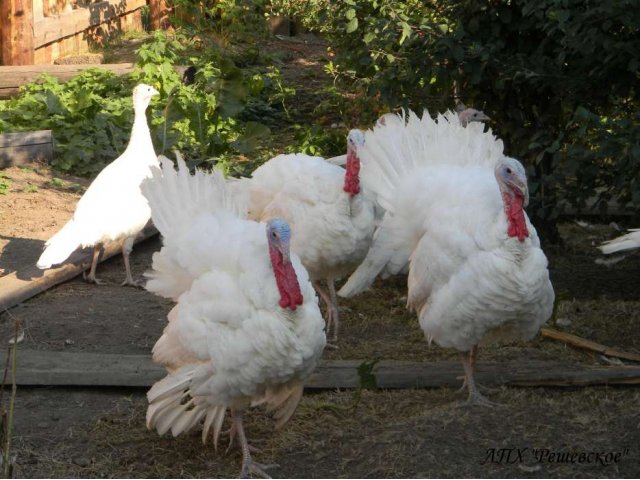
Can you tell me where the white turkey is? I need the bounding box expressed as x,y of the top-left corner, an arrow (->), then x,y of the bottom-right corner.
233,130 -> 376,343
141,154 -> 326,478
599,229 -> 640,255
326,108 -> 488,166
339,110 -> 554,406
36,83 -> 159,286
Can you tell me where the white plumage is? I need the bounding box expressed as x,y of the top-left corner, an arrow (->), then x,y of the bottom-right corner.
233,130 -> 376,342
36,84 -> 160,286
599,229 -> 640,255
141,154 -> 326,478
340,110 -> 554,405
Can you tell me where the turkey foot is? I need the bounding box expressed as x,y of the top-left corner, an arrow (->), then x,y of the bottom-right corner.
456,346 -> 505,408
233,411 -> 279,479
456,375 -> 500,394
83,272 -> 106,285
225,420 -> 263,455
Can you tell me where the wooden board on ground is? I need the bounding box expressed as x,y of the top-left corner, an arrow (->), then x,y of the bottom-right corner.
0,130 -> 53,167
0,64 -> 135,99
0,225 -> 157,312
2,349 -> 639,389
0,64 -> 190,99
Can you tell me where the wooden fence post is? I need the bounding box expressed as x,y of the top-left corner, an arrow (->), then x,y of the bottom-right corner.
1,0 -> 35,65
148,0 -> 167,30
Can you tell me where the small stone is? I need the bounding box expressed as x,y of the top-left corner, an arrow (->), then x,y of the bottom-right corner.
64,339 -> 75,345
518,464 -> 541,473
556,317 -> 572,327
37,422 -> 49,429
72,457 -> 90,467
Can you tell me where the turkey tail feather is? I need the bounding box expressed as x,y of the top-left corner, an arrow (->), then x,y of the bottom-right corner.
599,229 -> 640,254
141,152 -> 246,241
36,220 -> 81,269
339,225 -> 396,297
146,365 -> 225,441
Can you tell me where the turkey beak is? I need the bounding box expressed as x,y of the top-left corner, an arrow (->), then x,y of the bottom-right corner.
476,111 -> 490,122
151,87 -> 160,97
278,243 -> 291,265
513,180 -> 529,207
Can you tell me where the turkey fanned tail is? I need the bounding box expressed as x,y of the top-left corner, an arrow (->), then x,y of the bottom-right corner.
599,229 -> 640,254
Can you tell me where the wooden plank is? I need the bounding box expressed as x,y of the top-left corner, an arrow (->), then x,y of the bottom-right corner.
0,130 -> 54,167
33,0 -> 147,48
2,350 -> 639,389
0,130 -> 52,147
1,0 -> 35,66
541,327 -> 640,363
0,63 -> 189,99
0,225 -> 158,312
0,63 -> 134,98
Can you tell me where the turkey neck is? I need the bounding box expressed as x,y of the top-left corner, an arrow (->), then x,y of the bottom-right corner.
269,246 -> 303,311
343,145 -> 361,197
501,191 -> 529,242
125,102 -> 154,159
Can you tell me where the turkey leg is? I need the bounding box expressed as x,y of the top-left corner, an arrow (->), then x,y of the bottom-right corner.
121,236 -> 144,287
459,345 -> 502,407
83,243 -> 105,285
232,411 -> 278,479
312,281 -> 339,347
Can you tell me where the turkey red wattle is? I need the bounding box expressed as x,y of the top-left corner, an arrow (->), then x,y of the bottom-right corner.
269,246 -> 303,310
502,191 -> 528,241
343,149 -> 361,197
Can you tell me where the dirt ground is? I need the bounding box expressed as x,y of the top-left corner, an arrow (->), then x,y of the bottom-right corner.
1,33 -> 639,479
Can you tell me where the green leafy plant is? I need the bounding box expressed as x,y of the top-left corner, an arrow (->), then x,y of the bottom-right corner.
48,177 -> 66,189
0,29 -> 293,177
0,173 -> 10,195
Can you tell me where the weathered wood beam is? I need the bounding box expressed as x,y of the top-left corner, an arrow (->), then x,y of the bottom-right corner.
1,0 -> 35,66
33,0 -> 147,48
0,225 -> 158,312
0,130 -> 54,167
0,63 -> 190,99
2,350 -> 639,389
0,63 -> 135,98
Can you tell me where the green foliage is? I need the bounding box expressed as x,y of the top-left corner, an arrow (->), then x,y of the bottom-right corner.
0,172 -> 10,195
289,124 -> 346,157
357,358 -> 379,390
0,69 -> 135,176
0,30 -> 293,177
168,0 -> 269,42
48,178 -> 66,189
293,0 -> 640,238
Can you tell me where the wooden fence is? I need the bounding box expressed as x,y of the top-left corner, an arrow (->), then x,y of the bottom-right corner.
0,0 -> 167,65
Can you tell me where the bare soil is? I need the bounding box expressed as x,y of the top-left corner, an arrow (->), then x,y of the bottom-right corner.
1,34 -> 639,478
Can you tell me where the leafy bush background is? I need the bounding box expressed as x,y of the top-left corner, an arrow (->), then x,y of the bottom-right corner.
0,0 -> 638,239
272,0 -> 640,239
0,26 -> 288,177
